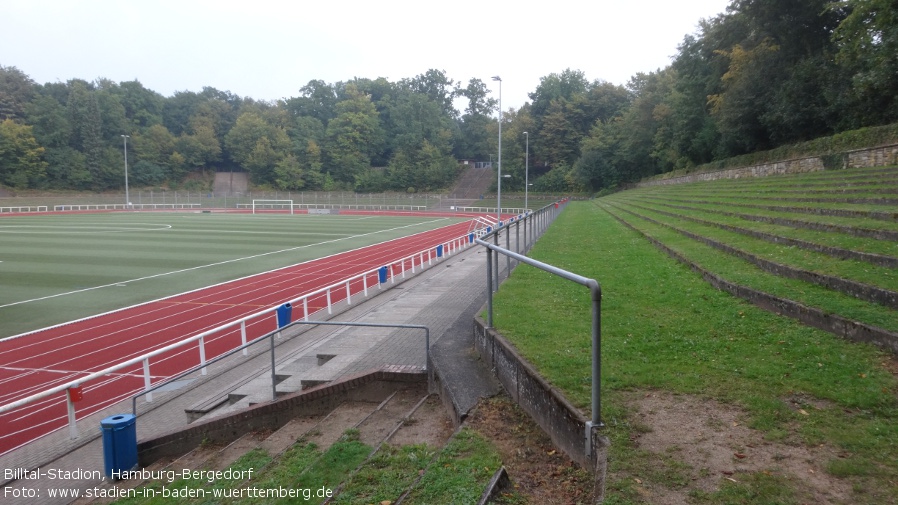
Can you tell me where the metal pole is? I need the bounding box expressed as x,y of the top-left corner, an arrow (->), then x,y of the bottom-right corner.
494,240 -> 500,290
270,334 -> 277,401
486,244 -> 493,326
524,132 -> 529,211
505,224 -> 510,276
492,76 -> 502,226
121,135 -> 130,208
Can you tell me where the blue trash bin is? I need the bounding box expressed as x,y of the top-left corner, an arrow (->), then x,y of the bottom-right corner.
378,266 -> 388,284
101,414 -> 137,479
436,244 -> 444,257
276,303 -> 292,328
468,233 -> 475,243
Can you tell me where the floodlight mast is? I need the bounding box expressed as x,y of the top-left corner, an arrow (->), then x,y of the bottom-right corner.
523,131 -> 529,211
121,135 -> 130,209
491,76 -> 502,228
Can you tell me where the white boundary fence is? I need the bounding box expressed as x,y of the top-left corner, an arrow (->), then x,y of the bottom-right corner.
236,203 -> 429,212
53,203 -> 201,211
0,206 -> 48,213
0,223 -> 491,445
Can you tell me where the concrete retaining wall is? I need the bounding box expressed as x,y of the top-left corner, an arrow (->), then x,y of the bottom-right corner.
473,316 -> 608,501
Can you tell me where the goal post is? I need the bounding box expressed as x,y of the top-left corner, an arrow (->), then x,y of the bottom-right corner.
251,199 -> 294,214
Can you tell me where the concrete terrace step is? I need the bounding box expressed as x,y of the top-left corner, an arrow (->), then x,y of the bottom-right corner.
76,382 -> 438,505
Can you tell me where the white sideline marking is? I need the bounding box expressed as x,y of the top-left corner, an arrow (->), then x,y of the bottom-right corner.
0,217 -> 450,310
0,224 -> 173,233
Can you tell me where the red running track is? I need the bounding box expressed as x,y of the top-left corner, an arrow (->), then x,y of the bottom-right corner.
0,217 -> 481,455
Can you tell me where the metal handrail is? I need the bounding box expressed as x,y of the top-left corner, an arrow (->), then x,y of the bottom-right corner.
475,199 -> 604,456
132,319 -> 430,416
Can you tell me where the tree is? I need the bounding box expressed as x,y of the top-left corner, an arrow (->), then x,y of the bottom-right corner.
528,69 -> 590,119
832,0 -> 898,125
402,69 -> 459,120
455,78 -> 497,160
707,40 -> 781,154
134,124 -> 176,165
273,154 -> 305,190
225,111 -> 291,184
323,85 -> 384,184
116,80 -> 164,129
66,81 -> 106,188
0,65 -> 35,121
286,80 -> 338,126
0,119 -> 47,188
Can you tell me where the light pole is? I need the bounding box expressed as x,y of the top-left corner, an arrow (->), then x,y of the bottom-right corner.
523,131 -> 529,211
121,135 -> 130,209
491,76 -> 502,226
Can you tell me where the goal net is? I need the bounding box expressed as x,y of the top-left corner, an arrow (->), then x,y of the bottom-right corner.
252,200 -> 294,214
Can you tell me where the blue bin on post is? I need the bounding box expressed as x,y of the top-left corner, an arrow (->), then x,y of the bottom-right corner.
436,244 -> 444,258
101,414 -> 137,479
378,266 -> 388,284
276,303 -> 292,328
468,233 -> 474,244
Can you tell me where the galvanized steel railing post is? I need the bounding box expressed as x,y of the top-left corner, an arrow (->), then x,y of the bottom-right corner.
486,245 -> 493,327
270,333 -> 277,401
505,224 -> 510,275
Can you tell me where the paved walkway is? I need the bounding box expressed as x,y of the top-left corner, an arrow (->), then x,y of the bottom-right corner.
1,236 -> 506,504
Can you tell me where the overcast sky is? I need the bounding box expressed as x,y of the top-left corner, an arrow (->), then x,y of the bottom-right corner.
1,0 -> 731,111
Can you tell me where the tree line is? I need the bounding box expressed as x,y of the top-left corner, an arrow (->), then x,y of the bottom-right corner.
1,0 -> 896,194
0,68 -> 498,193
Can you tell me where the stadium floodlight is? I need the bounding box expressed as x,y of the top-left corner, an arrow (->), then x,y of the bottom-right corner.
491,76 -> 502,227
523,131 -> 529,211
121,135 -> 130,208
252,199 -> 294,214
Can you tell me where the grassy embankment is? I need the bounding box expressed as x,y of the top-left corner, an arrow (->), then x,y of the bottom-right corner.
491,166 -> 898,504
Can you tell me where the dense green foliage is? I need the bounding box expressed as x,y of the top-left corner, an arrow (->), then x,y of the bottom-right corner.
2,0 -> 897,193
0,68 -> 493,193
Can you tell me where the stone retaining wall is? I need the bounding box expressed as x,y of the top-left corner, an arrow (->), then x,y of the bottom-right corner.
638,143 -> 898,187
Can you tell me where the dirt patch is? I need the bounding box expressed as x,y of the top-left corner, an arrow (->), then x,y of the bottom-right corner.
620,391 -> 852,504
465,395 -> 595,504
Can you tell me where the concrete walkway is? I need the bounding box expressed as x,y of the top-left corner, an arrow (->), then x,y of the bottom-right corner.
1,237 -> 505,504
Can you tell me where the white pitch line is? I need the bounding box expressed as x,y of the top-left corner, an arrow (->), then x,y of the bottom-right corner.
0,217 -> 451,310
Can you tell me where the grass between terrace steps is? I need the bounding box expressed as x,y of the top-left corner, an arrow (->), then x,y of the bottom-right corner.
490,201 -> 898,504
619,195 -> 898,259
601,202 -> 898,334
609,201 -> 898,294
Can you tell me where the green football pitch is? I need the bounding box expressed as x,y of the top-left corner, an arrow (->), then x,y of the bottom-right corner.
0,212 -> 466,339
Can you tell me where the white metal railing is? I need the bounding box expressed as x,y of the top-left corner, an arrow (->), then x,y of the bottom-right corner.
54,203 -> 201,211
0,226 -> 487,442
235,203 -> 429,211
454,206 -> 529,215
0,206 -> 49,213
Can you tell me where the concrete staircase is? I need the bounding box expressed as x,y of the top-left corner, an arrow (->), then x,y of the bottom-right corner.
442,166 -> 495,209
73,382 -> 470,504
213,172 -> 248,196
